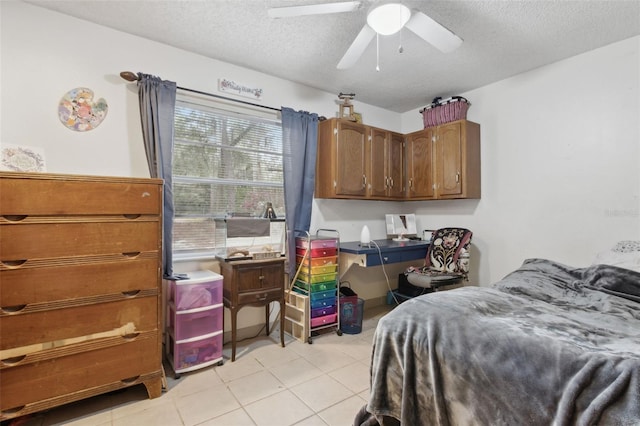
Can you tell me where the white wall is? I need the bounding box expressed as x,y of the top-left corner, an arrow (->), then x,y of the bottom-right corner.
2,2 -> 639,318
398,36 -> 640,284
0,1 -> 399,179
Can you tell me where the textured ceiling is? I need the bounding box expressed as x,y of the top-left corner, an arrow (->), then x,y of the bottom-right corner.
26,0 -> 640,113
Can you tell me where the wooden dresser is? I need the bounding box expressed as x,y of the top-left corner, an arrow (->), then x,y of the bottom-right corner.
0,172 -> 164,421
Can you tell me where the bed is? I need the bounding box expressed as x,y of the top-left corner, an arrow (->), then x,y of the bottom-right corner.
355,251 -> 640,425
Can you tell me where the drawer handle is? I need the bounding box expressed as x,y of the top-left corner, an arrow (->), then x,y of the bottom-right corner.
122,252 -> 141,258
1,406 -> 26,416
256,295 -> 267,301
121,290 -> 141,297
0,259 -> 27,268
123,214 -> 141,220
122,333 -> 140,340
1,304 -> 26,314
2,215 -> 28,222
1,355 -> 26,366
120,375 -> 140,384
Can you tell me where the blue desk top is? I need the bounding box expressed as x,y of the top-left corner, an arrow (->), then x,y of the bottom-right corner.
340,239 -> 429,254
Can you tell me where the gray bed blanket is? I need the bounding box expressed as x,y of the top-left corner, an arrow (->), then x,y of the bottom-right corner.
360,259 -> 640,426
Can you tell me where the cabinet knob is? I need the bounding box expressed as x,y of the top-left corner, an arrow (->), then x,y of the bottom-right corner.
456,172 -> 460,183
362,175 -> 366,189
259,275 -> 265,280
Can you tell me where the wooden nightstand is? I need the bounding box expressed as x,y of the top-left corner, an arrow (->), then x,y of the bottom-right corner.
218,257 -> 286,361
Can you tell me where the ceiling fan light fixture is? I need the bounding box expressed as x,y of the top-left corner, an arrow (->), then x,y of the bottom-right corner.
367,3 -> 411,35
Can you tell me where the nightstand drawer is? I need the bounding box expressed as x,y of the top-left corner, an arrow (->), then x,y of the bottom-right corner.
237,288 -> 282,305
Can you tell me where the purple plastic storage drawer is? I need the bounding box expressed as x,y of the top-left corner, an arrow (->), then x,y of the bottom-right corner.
311,305 -> 336,318
170,270 -> 223,310
169,304 -> 223,341
169,333 -> 222,371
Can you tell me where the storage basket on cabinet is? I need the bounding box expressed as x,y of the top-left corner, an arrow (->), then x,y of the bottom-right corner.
421,96 -> 470,129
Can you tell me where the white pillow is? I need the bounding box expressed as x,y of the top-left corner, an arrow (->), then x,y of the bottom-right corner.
592,240 -> 640,273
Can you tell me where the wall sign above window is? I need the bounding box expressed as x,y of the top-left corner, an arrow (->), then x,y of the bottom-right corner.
58,87 -> 108,132
218,78 -> 263,100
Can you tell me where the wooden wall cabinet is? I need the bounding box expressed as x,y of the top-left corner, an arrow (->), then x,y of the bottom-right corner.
0,172 -> 164,422
405,119 -> 481,200
368,128 -> 405,199
315,119 -> 405,200
218,257 -> 285,362
316,118 -> 480,201
406,128 -> 436,199
316,119 -> 368,198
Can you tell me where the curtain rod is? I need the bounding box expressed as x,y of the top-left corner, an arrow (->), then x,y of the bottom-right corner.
119,71 -> 281,113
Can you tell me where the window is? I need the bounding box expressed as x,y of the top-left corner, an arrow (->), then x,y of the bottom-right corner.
172,95 -> 283,258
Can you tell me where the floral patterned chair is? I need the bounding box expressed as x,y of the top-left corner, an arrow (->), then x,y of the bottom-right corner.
404,227 -> 473,289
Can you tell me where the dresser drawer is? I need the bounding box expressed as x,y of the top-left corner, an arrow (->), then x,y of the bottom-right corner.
0,175 -> 161,215
237,288 -> 283,305
1,332 -> 159,412
0,296 -> 158,351
0,255 -> 159,307
1,221 -> 160,260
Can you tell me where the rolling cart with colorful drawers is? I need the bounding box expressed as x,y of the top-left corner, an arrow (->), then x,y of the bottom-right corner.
166,270 -> 224,378
288,229 -> 341,343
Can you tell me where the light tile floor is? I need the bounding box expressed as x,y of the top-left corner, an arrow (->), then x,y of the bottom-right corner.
8,305 -> 392,426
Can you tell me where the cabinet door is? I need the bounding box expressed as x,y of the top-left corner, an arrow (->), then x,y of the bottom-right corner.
335,121 -> 367,197
236,264 -> 265,293
405,129 -> 435,199
368,128 -> 387,198
436,121 -> 463,197
387,132 -> 405,198
260,262 -> 284,291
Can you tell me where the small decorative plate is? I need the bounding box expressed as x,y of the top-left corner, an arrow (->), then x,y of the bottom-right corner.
58,87 -> 108,131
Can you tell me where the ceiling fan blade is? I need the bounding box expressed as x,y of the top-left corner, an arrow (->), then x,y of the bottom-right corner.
336,24 -> 376,69
405,11 -> 462,53
268,1 -> 362,18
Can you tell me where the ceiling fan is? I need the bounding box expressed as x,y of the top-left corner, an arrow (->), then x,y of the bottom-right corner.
267,1 -> 463,69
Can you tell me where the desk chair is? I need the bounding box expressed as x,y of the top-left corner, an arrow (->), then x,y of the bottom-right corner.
404,227 -> 473,290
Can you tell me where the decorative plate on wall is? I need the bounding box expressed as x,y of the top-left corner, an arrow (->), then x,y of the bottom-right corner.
58,87 -> 108,131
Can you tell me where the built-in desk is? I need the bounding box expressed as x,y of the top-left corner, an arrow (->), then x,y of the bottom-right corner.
339,239 -> 429,278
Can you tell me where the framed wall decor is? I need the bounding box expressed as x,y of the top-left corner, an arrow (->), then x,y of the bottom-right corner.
58,87 -> 108,132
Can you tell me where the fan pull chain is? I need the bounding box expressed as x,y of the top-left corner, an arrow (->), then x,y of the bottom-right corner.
376,33 -> 380,72
399,28 -> 404,53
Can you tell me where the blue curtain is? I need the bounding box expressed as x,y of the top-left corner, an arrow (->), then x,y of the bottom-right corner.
281,107 -> 319,277
137,73 -> 178,279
